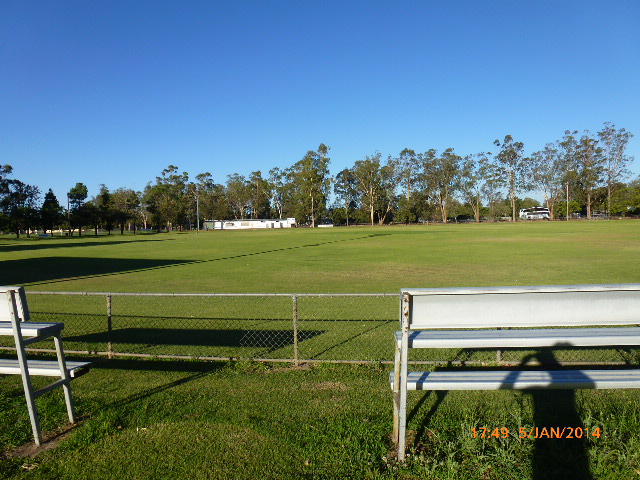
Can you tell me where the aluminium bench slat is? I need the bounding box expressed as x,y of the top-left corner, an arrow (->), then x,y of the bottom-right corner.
0,321 -> 64,338
0,359 -> 91,378
401,284 -> 640,296
395,327 -> 640,349
390,370 -> 640,391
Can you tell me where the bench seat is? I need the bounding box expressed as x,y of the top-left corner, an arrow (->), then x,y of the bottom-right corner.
0,321 -> 64,338
0,359 -> 91,378
392,284 -> 640,462
391,369 -> 640,391
395,327 -> 640,349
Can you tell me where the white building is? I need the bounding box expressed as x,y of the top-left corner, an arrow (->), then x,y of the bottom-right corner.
204,218 -> 297,230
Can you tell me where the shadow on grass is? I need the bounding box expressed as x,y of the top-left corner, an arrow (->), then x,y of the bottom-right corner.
3,257 -> 192,286
310,319 -> 393,359
88,357 -> 227,409
412,349 -> 595,480
0,237 -> 167,253
6,231 -> 395,287
516,350 -> 594,480
65,327 -> 326,352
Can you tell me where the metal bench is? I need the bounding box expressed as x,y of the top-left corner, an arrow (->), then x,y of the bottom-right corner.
0,286 -> 91,445
391,284 -> 640,461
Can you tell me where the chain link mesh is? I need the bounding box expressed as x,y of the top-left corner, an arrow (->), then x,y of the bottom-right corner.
18,292 -> 638,365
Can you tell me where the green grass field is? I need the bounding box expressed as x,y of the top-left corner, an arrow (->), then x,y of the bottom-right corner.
3,221 -> 639,292
2,221 -> 640,479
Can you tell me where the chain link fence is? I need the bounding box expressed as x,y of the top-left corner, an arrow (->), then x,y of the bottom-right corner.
1,291 -> 637,365
0,292 -> 399,363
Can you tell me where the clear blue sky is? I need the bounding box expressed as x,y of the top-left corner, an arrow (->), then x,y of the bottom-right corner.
2,0 -> 639,202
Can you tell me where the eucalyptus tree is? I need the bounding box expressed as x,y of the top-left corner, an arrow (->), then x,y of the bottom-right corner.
144,165 -> 189,231
268,167 -> 288,219
111,187 -> 141,234
377,156 -> 402,225
397,148 -> 419,200
598,122 -> 634,215
247,171 -> 271,219
559,130 -> 582,219
493,136 -> 531,221
288,144 -> 331,227
333,168 -> 358,226
225,173 -> 250,219
352,152 -> 383,225
193,172 -> 226,223
423,148 -> 462,223
530,143 -> 566,219
480,161 -> 504,221
575,131 -> 604,219
459,153 -> 491,223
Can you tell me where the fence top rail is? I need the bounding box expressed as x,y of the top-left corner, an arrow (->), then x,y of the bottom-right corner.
28,291 -> 399,298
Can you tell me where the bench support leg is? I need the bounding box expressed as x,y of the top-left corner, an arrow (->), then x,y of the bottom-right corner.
53,335 -> 76,423
8,290 -> 43,446
396,293 -> 410,462
392,340 -> 401,443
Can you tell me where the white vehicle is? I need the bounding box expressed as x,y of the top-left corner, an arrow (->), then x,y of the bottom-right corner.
519,207 -> 551,220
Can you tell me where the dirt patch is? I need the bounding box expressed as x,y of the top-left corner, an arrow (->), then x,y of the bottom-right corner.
2,420 -> 83,459
265,363 -> 313,373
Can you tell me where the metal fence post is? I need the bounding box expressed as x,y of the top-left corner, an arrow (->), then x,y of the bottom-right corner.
292,295 -> 299,366
107,294 -> 114,359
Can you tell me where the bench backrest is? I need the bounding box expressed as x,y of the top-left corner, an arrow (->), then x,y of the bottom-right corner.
402,284 -> 640,329
0,286 -> 30,322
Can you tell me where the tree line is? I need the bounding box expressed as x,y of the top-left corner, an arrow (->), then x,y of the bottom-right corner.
1,123 -> 637,237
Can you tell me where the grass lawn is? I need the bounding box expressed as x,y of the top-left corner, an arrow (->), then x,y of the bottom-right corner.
1,221 -> 639,293
1,221 -> 640,478
1,360 -> 640,479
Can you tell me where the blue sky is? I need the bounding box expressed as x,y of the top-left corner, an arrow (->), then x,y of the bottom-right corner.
2,0 -> 639,202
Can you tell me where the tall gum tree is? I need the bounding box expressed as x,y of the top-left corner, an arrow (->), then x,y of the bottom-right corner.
424,148 -> 462,223
333,168 -> 357,226
352,152 -> 383,225
575,131 -> 604,219
460,153 -> 491,223
530,143 -> 565,219
493,136 -> 530,221
598,122 -> 634,215
289,144 -> 331,227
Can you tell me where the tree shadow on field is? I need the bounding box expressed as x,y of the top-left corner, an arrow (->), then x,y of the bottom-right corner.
2,257 -> 192,286
86,357 -> 228,409
4,232 -> 394,287
65,327 -> 325,352
0,237 -> 166,253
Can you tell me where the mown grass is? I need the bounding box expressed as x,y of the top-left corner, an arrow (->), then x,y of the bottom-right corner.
2,360 -> 640,479
1,221 -> 640,478
2,221 -> 639,293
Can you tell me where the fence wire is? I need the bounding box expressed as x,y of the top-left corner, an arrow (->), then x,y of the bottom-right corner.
4,291 -> 636,365
16,292 -> 398,363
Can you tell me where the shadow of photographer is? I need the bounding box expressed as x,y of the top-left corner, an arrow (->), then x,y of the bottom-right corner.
408,348 -> 595,479
507,349 -> 594,480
